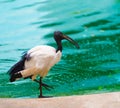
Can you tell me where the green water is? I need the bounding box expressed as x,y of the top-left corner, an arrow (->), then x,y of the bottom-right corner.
0,0 -> 120,98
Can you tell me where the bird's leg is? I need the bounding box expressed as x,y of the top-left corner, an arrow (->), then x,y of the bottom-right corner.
42,83 -> 54,90
38,77 -> 53,98
39,77 -> 43,98
34,79 -> 53,91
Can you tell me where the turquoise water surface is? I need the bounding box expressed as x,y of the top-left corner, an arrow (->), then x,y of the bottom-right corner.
0,0 -> 120,98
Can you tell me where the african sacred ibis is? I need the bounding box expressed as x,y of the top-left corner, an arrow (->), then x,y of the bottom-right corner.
8,31 -> 80,98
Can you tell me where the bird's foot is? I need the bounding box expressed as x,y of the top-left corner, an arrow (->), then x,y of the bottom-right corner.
34,79 -> 53,91
41,83 -> 54,91
38,95 -> 53,98
10,72 -> 22,82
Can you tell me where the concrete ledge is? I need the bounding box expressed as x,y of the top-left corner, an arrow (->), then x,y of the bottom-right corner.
0,92 -> 120,108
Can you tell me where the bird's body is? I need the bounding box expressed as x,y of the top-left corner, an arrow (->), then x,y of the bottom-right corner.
8,31 -> 79,98
22,45 -> 61,79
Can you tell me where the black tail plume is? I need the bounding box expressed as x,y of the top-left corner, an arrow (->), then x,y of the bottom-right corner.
8,53 -> 27,81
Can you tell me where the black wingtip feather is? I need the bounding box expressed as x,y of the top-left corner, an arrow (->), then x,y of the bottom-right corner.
8,53 -> 27,76
8,59 -> 24,76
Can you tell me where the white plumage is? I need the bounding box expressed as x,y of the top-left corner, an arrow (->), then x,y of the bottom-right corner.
21,45 -> 62,80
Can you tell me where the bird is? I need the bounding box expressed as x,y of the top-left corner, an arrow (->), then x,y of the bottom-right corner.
8,31 -> 80,98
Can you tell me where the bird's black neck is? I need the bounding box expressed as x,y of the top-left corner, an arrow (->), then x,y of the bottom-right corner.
56,40 -> 62,52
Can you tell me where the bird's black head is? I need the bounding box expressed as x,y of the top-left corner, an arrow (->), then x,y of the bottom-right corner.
54,31 -> 80,49
54,31 -> 64,41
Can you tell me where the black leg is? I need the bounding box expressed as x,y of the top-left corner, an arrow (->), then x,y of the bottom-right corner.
39,77 -> 43,98
34,77 -> 53,98
34,79 -> 53,90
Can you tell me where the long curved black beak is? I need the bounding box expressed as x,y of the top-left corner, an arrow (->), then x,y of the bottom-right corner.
62,35 -> 80,49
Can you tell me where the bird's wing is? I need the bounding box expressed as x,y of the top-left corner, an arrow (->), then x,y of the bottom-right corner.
8,52 -> 29,76
8,46 -> 46,76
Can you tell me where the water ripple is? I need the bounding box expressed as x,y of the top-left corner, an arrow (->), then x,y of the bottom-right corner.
13,1 -> 46,10
83,19 -> 111,28
75,11 -> 101,18
40,22 -> 64,28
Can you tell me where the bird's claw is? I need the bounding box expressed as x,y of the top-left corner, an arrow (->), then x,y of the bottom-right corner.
42,83 -> 54,91
38,95 -> 53,98
34,79 -> 53,91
